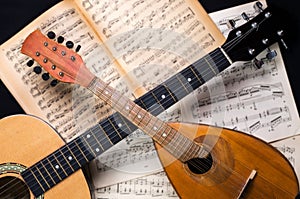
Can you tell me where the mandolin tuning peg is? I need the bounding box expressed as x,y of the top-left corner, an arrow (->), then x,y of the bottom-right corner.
50,79 -> 59,87
33,66 -> 42,74
47,31 -> 56,39
26,59 -> 34,67
57,36 -> 64,44
75,45 -> 81,52
254,1 -> 264,13
42,73 -> 50,81
66,41 -> 74,49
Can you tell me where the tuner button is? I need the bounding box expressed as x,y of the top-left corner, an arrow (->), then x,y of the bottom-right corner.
42,73 -> 50,81
33,66 -> 42,74
236,30 -> 242,37
27,59 -> 34,67
277,30 -> 284,37
47,31 -> 56,39
57,36 -> 64,44
264,12 -> 271,18
262,38 -> 269,45
50,79 -> 58,87
66,41 -> 74,49
248,48 -> 255,55
75,45 -> 81,52
251,22 -> 258,28
241,12 -> 250,21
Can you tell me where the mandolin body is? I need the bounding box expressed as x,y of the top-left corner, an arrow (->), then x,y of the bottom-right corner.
155,122 -> 299,198
0,115 -> 91,199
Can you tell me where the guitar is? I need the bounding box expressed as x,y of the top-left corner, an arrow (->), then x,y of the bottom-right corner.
1,6 -> 298,198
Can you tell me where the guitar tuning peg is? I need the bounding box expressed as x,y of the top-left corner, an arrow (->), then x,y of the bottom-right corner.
75,45 -> 81,52
50,79 -> 59,87
26,59 -> 34,67
252,58 -> 264,69
226,19 -> 236,29
47,31 -> 56,39
42,73 -> 50,81
66,41 -> 74,49
277,30 -> 288,49
241,12 -> 250,21
254,1 -> 264,13
266,49 -> 277,60
57,36 -> 64,44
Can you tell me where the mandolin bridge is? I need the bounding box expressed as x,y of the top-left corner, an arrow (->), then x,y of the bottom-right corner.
237,170 -> 257,198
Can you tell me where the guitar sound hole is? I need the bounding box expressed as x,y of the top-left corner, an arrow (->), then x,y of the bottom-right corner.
0,176 -> 30,199
186,153 -> 213,174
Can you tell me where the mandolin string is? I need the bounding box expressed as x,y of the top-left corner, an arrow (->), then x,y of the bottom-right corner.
0,51 -> 228,197
1,50 -> 232,197
3,22 -> 263,197
1,31 -> 247,197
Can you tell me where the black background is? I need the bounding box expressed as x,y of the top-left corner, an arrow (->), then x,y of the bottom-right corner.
0,0 -> 299,118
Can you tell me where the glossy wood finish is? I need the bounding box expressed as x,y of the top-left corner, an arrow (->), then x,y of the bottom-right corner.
0,115 -> 90,199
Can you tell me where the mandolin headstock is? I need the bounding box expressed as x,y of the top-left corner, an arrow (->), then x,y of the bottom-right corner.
21,29 -> 94,87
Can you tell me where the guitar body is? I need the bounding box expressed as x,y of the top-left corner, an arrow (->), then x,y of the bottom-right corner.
0,115 -> 90,199
155,123 -> 299,198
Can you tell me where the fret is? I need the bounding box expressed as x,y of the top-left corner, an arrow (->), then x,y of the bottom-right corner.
152,85 -> 178,110
81,130 -> 103,157
44,157 -> 62,181
30,166 -> 49,191
90,124 -> 114,150
61,145 -> 81,171
39,159 -> 56,186
47,153 -> 68,180
67,138 -> 90,166
179,65 -> 203,90
109,113 -> 134,137
34,162 -> 55,189
21,168 -> 45,197
100,118 -> 123,144
74,137 -> 95,162
57,149 -> 75,175
164,75 -> 189,101
135,91 -> 165,116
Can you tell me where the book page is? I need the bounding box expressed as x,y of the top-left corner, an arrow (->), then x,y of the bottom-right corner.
74,0 -> 225,96
0,0 -> 123,140
90,0 -> 300,195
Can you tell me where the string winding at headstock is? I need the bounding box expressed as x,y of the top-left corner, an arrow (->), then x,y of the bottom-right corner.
222,5 -> 286,66
21,29 -> 94,87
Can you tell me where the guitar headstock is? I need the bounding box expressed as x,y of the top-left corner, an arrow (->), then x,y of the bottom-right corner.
222,6 -> 286,63
21,29 -> 94,87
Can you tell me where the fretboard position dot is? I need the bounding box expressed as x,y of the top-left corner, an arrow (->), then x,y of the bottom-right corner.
118,123 -> 122,127
105,91 -> 109,94
86,134 -> 91,138
161,95 -> 166,99
68,156 -> 73,161
162,133 -> 167,137
55,165 -> 60,169
125,106 -> 130,110
187,77 -> 192,82
153,126 -> 158,131
96,148 -> 100,152
137,115 -> 141,119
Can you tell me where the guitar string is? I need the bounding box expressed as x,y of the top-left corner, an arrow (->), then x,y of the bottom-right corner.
1,47 -> 233,197
1,17 -> 272,197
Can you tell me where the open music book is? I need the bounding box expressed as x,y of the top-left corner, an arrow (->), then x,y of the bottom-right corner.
0,0 -> 224,142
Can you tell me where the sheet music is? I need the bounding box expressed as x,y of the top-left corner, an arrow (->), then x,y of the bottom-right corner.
271,133 -> 300,185
90,1 -> 300,197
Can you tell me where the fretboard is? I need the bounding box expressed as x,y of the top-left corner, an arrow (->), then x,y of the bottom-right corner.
21,48 -> 230,198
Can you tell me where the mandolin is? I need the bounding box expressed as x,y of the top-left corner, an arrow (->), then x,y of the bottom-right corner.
1,6 -> 298,198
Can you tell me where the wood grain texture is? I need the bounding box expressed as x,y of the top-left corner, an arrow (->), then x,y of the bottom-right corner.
0,115 -> 91,198
156,122 -> 299,198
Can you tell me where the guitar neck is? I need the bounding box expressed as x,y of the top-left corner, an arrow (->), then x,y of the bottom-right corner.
21,48 -> 231,197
